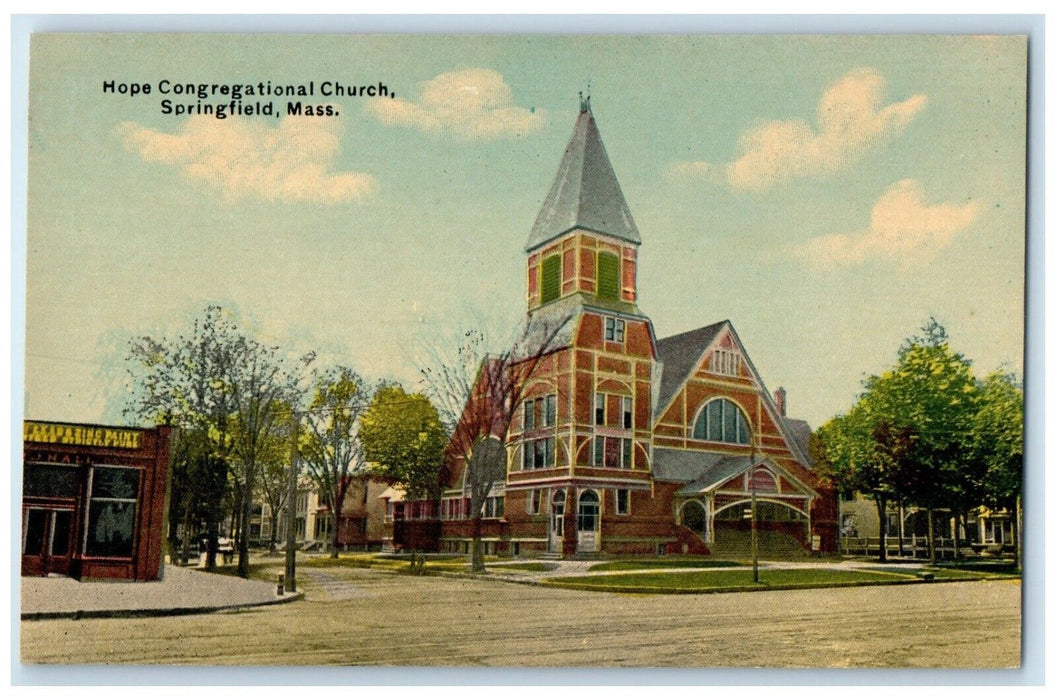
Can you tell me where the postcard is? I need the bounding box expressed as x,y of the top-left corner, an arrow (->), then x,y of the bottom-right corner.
17,29 -> 1027,671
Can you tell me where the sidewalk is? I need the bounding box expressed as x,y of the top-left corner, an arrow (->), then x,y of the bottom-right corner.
20,564 -> 301,620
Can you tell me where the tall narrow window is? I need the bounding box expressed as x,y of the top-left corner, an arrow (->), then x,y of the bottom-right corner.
594,393 -> 605,425
593,437 -> 605,466
616,489 -> 630,515
523,399 -> 536,431
528,489 -> 541,514
622,437 -> 632,469
597,252 -> 620,301
541,255 -> 561,304
577,490 -> 600,532
622,396 -> 633,429
713,349 -> 740,376
543,394 -> 557,427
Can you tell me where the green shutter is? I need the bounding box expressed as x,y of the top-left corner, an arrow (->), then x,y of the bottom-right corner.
541,255 -> 561,303
597,252 -> 619,301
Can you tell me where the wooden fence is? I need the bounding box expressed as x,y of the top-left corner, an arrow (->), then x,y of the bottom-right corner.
838,536 -> 1006,559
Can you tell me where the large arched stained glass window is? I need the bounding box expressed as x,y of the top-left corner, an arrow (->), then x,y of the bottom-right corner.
693,398 -> 750,445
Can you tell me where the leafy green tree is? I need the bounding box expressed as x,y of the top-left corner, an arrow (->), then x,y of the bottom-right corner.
252,401 -> 295,553
971,370 -> 1024,565
360,383 -> 447,503
300,367 -> 371,557
815,320 -> 982,563
813,405 -> 900,561
862,320 -> 979,562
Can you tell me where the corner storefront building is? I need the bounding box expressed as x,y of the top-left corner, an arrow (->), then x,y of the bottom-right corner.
22,420 -> 172,580
384,98 -> 837,558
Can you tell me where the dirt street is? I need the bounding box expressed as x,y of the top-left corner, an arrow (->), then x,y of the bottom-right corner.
19,566 -> 1021,667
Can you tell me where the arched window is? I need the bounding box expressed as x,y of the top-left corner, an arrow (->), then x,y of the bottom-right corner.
541,255 -> 561,304
693,398 -> 750,445
681,500 -> 706,536
577,490 -> 600,532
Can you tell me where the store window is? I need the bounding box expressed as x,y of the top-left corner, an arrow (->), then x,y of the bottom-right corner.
85,466 -> 140,558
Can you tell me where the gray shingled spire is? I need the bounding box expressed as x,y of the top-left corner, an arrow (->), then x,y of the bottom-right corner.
525,99 -> 641,252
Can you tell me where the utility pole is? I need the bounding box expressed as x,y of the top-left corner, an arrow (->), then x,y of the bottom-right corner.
285,411 -> 300,593
751,483 -> 759,583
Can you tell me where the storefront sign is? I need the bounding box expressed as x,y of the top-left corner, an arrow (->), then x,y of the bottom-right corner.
23,421 -> 142,450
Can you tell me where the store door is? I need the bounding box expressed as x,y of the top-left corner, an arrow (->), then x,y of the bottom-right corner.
22,507 -> 73,576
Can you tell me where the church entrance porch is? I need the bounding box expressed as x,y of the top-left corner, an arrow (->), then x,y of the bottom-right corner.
674,458 -> 818,560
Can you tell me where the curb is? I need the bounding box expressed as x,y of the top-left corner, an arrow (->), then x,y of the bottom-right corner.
21,590 -> 304,621
536,574 -> 994,595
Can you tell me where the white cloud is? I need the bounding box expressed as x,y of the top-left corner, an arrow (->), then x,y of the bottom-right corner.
793,179 -> 980,268
115,114 -> 377,205
366,68 -> 544,140
669,68 -> 927,191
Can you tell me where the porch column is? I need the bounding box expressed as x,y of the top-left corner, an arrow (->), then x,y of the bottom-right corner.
705,495 -> 714,544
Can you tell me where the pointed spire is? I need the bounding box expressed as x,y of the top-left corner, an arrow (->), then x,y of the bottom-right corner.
525,99 -> 640,252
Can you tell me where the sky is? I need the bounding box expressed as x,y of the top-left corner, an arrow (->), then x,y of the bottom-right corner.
22,33 -> 1027,430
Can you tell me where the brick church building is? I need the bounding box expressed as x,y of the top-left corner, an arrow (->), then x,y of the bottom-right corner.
387,98 -> 836,558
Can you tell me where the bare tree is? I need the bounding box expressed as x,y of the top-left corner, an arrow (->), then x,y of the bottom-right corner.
126,306 -> 307,577
254,401 -> 295,553
420,313 -> 572,573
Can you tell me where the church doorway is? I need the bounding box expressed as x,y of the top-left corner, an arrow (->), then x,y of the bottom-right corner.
548,489 -> 565,553
680,500 -> 707,539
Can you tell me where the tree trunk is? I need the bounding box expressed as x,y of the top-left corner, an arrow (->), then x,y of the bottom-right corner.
179,502 -> 193,566
1012,495 -> 1021,571
896,500 -> 905,557
330,511 -> 341,559
471,515 -> 485,572
875,497 -> 887,563
927,507 -> 936,565
951,510 -> 960,560
205,522 -> 218,570
331,483 -> 350,559
237,464 -> 255,578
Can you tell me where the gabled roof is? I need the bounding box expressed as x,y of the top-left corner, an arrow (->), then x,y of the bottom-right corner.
525,104 -> 640,252
652,320 -> 813,468
651,448 -> 818,499
654,321 -> 727,413
783,418 -> 814,465
676,455 -> 767,496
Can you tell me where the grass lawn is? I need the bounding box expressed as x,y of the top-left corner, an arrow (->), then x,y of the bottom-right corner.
588,558 -> 744,572
489,562 -> 557,572
544,567 -> 935,593
935,560 -> 1020,575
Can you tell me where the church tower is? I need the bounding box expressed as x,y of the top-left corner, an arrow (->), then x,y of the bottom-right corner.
506,97 -> 658,557
524,95 -> 642,312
